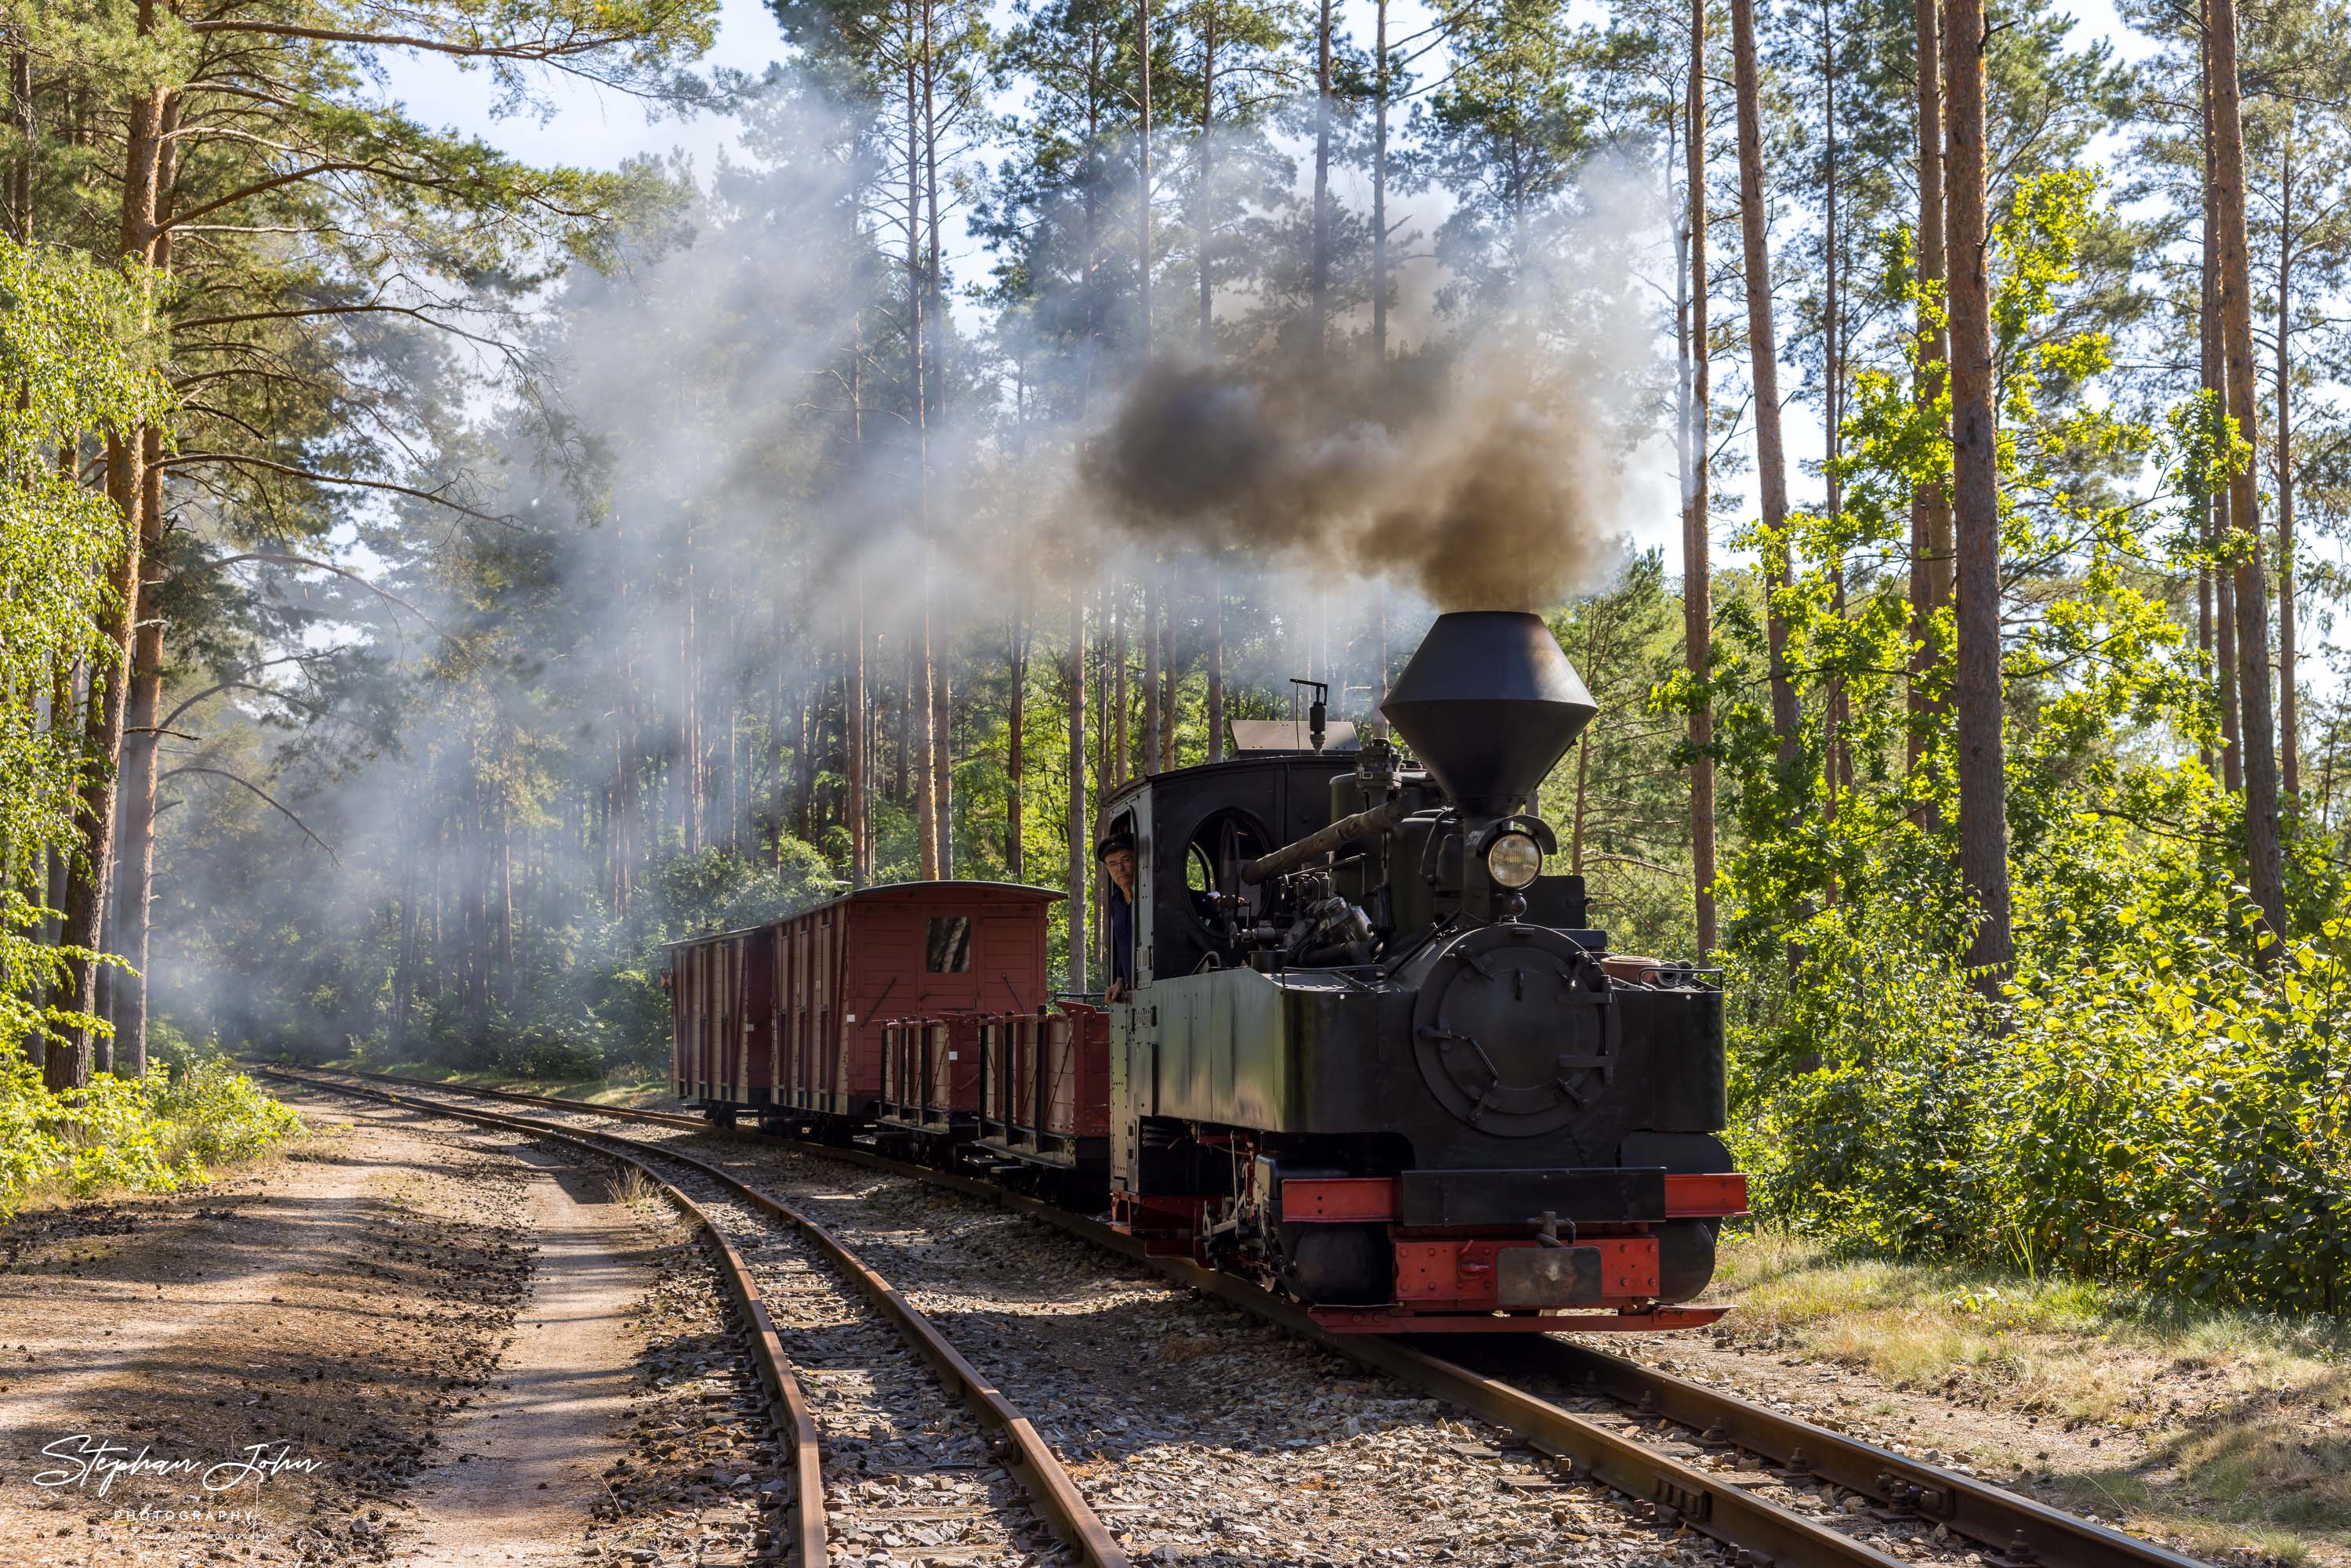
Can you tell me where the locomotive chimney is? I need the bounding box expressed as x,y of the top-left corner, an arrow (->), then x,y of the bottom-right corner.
1381,610 -> 1597,816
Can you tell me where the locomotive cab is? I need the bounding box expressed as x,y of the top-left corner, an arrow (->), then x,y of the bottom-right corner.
1102,610 -> 1748,1331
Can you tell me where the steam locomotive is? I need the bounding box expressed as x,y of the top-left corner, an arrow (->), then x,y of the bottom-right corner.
670,610 -> 1744,1331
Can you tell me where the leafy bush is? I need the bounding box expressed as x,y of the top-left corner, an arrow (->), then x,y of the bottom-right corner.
0,1055 -> 67,1218
504,1025 -> 604,1081
1736,907 -> 2351,1313
0,1036 -> 302,1220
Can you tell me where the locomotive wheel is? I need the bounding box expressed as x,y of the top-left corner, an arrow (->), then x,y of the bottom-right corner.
1273,1221 -> 1388,1305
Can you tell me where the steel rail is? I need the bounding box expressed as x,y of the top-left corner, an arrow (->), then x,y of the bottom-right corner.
297,1066 -> 2209,1568
268,1070 -> 1128,1568
1486,1336 -> 2208,1568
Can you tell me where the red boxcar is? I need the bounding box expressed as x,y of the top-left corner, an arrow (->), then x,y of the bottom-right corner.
668,882 -> 1059,1125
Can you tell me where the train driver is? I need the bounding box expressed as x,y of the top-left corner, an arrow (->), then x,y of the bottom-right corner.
1099,831 -> 1137,1002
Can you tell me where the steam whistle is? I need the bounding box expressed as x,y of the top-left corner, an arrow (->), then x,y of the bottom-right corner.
1290,678 -> 1330,752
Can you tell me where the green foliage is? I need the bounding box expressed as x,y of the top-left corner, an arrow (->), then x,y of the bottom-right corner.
0,236 -> 172,1053
1714,168 -> 2351,1315
0,1037 -> 302,1221
1740,890 -> 2351,1313
1537,547 -> 1698,956
650,840 -> 843,935
1415,0 -> 1598,299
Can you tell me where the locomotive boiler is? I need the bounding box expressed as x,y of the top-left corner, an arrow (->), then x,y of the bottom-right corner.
1095,610 -> 1744,1331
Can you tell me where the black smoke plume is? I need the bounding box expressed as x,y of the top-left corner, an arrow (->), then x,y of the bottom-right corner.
1082,335 -> 1629,611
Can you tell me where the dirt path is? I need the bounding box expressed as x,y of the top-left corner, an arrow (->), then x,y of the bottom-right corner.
0,1087 -> 657,1567
398,1149 -> 656,1567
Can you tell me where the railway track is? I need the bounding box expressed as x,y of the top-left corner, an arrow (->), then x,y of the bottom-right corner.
281,1066 -> 2217,1568
260,1070 -> 1125,1568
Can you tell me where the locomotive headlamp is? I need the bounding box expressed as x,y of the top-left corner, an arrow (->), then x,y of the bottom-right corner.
1486,831 -> 1544,890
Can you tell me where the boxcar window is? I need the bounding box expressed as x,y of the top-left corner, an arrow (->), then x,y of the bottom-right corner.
926,916 -> 973,972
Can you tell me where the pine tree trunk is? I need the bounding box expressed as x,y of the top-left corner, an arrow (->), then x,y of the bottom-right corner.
1729,0 -> 1800,766
45,650 -> 73,961
918,610 -> 939,879
500,802 -> 516,1009
724,613 -> 741,852
112,78 -> 186,1059
898,642 -> 914,809
1373,0 -> 1389,359
1137,0 -> 1152,355
2208,0 -> 2288,943
922,0 -> 948,427
1312,0 -> 1333,356
906,49 -> 938,879
1684,0 -> 1716,954
1143,578 -> 1161,774
933,630 -> 953,875
856,595 -> 875,884
115,420 -> 168,1078
7,42 -> 27,241
848,308 -> 870,887
1821,0 -> 1849,817
679,540 -> 699,850
1908,0 -> 1952,788
922,0 -> 951,871
2197,176 -> 2214,788
2204,33 -> 2242,794
1570,733 -> 1592,873
1945,0 -> 2012,978
56,80 -> 165,1088
1008,606 -> 1026,881
1160,598 -> 1176,772
1065,585 -> 1089,990
395,829 -> 416,1044
792,685 -> 814,844
1197,16 -> 1223,768
770,635 -> 789,858
1207,570 -> 1225,763
1198,9 -> 1215,349
2275,127 -> 2298,798
1113,592 -> 1129,784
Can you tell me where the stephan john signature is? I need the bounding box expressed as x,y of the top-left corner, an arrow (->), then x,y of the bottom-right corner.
31,1434 -> 327,1496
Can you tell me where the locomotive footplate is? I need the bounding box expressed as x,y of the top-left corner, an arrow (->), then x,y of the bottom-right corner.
1277,1170 -> 1751,1227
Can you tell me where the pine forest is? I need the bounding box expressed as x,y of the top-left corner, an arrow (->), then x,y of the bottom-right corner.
9,0 -> 2351,1326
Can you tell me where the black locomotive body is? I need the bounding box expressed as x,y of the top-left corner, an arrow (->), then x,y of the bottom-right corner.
1096,610 -> 1744,1331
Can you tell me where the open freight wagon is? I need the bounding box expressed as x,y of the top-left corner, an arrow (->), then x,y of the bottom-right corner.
872,1005 -> 1113,1189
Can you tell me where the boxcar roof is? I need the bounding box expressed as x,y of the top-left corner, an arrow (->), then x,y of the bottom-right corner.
662,879 -> 1063,950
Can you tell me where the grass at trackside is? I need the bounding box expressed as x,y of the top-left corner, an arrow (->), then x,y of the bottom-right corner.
1711,1228 -> 2351,1563
312,1058 -> 683,1111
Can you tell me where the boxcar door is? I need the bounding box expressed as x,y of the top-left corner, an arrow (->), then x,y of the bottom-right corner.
980,914 -> 1041,1015
913,905 -> 976,1015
